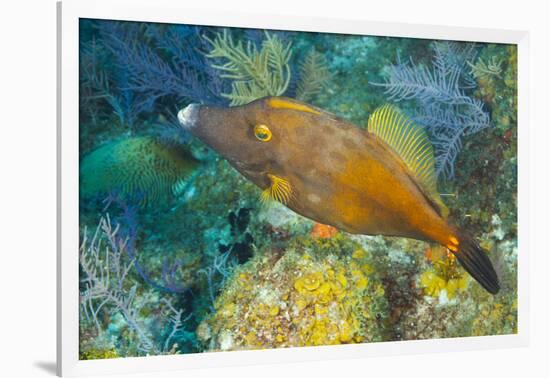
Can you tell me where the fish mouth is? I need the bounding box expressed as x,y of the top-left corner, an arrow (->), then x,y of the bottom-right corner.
178,104 -> 201,131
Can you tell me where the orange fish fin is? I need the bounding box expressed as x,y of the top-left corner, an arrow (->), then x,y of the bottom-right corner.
260,174 -> 293,206
367,104 -> 449,218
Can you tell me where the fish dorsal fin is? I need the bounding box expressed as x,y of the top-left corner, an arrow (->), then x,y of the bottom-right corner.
368,104 -> 449,218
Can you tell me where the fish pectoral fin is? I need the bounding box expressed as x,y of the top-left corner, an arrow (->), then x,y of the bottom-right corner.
261,174 -> 293,205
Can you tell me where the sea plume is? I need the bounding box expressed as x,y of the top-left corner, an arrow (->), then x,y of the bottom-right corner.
372,41 -> 491,179
203,30 -> 293,105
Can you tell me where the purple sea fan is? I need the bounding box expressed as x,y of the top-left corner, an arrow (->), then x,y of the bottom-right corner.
79,37 -> 156,130
372,41 -> 491,179
98,21 -> 228,106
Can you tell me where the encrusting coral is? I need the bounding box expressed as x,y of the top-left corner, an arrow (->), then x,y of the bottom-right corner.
419,247 -> 470,300
196,234 -> 389,351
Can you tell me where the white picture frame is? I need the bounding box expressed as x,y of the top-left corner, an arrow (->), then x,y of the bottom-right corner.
57,0 -> 530,376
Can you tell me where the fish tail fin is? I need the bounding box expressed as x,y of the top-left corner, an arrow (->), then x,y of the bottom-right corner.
450,232 -> 500,294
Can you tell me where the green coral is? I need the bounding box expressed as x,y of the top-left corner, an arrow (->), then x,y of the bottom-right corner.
295,48 -> 331,102
197,235 -> 389,350
204,30 -> 292,105
80,348 -> 118,360
473,44 -> 518,134
468,56 -> 503,80
471,295 -> 517,336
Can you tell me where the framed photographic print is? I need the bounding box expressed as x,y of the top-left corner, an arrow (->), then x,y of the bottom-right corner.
57,0 -> 529,376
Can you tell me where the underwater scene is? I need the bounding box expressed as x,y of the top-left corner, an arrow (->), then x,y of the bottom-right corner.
78,18 -> 518,359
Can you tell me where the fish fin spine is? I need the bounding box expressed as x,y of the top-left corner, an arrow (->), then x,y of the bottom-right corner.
261,174 -> 294,206
367,104 -> 449,217
368,104 -> 436,191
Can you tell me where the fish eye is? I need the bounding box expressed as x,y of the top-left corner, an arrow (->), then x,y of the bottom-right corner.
254,124 -> 272,142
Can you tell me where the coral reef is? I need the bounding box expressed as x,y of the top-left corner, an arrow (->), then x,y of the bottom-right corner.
373,41 -> 491,179
419,249 -> 470,300
204,30 -> 293,105
80,37 -> 155,132
440,44 -> 518,239
204,31 -> 332,106
78,19 -> 518,359
468,56 -> 503,80
79,215 -> 194,357
197,235 -> 389,350
295,48 -> 331,102
79,19 -> 229,155
473,45 -> 518,134
98,21 -> 227,106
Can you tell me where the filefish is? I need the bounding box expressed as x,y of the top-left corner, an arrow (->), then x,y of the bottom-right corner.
177,97 -> 500,294
80,136 -> 199,207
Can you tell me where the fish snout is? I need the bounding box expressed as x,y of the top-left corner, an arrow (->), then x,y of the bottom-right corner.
178,104 -> 201,131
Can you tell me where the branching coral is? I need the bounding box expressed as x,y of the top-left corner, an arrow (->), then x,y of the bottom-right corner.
295,48 -> 331,102
372,41 -> 491,179
197,250 -> 236,310
472,45 -> 517,133
79,19 -> 228,156
467,56 -> 503,79
104,196 -> 194,294
79,215 -> 192,358
80,37 -> 156,130
97,21 -> 227,106
80,215 -> 153,354
77,22 -> 518,355
204,30 -> 292,105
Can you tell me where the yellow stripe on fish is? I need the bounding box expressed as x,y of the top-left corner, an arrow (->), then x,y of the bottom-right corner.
267,97 -> 321,115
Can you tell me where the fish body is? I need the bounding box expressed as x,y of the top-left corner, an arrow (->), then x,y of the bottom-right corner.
178,97 -> 499,294
80,136 -> 198,206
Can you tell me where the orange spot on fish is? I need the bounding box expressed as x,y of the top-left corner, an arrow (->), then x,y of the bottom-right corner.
311,223 -> 339,239
425,246 -> 433,262
446,244 -> 458,253
449,236 -> 459,246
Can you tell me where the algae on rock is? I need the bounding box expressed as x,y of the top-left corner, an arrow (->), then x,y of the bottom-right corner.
197,235 -> 390,350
